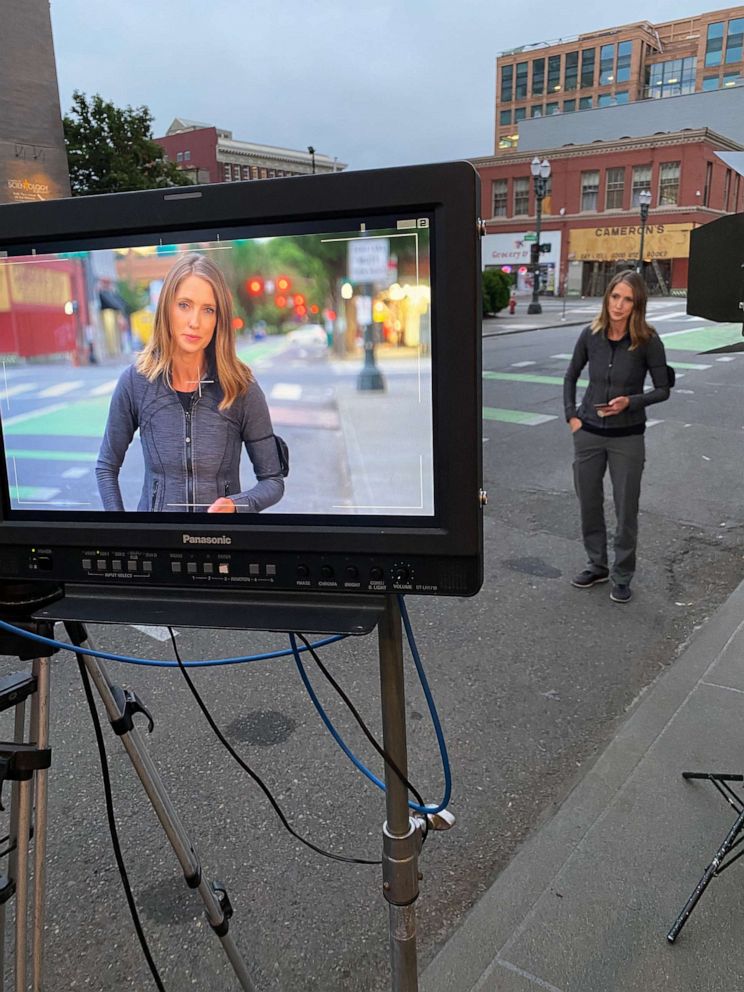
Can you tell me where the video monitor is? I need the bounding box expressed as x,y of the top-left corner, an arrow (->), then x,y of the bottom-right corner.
0,163 -> 483,598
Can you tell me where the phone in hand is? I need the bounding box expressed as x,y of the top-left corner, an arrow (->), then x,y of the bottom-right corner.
594,402 -> 612,416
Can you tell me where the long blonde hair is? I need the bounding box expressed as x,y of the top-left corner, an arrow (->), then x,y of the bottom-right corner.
590,271 -> 656,350
136,252 -> 253,409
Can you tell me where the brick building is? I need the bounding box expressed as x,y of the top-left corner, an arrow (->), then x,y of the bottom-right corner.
471,128 -> 744,295
155,118 -> 347,185
495,6 -> 744,152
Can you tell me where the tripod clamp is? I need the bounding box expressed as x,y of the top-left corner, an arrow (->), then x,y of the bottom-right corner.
108,685 -> 154,737
0,742 -> 52,812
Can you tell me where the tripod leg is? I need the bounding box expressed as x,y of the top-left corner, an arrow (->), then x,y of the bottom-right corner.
378,595 -> 419,992
0,699 -> 27,992
667,806 -> 744,943
76,644 -> 255,992
29,657 -> 51,992
14,778 -> 33,992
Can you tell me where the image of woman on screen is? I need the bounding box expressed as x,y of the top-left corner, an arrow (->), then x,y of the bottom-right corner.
96,252 -> 287,513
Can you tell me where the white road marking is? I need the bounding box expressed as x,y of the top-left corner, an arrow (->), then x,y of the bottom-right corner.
0,384 -> 35,403
38,380 -> 84,398
2,403 -> 68,426
61,467 -> 89,479
646,419 -> 663,427
90,379 -> 119,396
716,356 -> 738,362
654,311 -> 694,321
270,383 -> 303,401
551,354 -> 573,360
131,625 -> 179,642
510,361 -> 536,367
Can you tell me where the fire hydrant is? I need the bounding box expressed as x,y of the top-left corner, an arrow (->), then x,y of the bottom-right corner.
508,294 -> 516,315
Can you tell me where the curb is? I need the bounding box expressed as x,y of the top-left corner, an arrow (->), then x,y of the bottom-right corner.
483,318 -> 587,338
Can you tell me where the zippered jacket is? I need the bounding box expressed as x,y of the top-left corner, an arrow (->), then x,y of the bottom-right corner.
563,324 -> 670,429
96,363 -> 285,512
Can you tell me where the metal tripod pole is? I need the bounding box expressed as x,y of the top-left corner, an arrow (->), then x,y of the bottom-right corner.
378,595 -> 419,992
30,657 -> 50,992
74,638 -> 256,992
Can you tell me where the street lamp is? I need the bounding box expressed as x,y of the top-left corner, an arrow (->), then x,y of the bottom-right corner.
307,145 -> 316,174
637,189 -> 652,279
527,156 -> 551,315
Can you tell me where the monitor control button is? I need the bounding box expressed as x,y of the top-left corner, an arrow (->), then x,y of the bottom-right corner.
370,567 -> 384,582
345,565 -> 359,580
393,567 -> 409,584
320,565 -> 334,579
297,565 -> 310,579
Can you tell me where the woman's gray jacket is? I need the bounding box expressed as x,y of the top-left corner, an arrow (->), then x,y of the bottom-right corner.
563,324 -> 670,430
96,363 -> 285,512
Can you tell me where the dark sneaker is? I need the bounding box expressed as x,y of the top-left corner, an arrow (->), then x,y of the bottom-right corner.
610,583 -> 632,603
571,569 -> 609,588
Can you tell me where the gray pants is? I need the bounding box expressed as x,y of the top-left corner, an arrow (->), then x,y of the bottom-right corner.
572,429 -> 646,585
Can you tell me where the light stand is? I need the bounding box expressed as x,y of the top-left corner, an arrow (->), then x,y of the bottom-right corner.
636,189 -> 652,282
527,157 -> 551,315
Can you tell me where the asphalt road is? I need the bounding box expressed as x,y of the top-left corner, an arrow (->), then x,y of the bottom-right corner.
1,303 -> 743,992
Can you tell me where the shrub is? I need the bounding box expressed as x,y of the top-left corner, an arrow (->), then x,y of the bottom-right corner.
482,269 -> 511,316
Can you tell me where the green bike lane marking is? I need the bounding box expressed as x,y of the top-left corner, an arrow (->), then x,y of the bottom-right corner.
5,448 -> 98,461
483,371 -> 589,387
483,407 -> 557,426
661,325 -> 742,352
3,396 -> 111,437
236,337 -> 289,363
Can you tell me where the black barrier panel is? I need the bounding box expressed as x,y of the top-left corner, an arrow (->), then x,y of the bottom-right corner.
688,212 -> 744,324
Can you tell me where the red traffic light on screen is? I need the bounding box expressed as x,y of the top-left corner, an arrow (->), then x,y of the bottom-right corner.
246,277 -> 264,296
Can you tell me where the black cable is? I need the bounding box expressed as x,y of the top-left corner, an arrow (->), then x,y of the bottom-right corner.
168,628 -> 381,866
295,633 -> 429,845
72,645 -> 166,992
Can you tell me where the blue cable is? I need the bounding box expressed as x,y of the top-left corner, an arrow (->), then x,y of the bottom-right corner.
290,595 -> 452,815
0,616 -> 347,668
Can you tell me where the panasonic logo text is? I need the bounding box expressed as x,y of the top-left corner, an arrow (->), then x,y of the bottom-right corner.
182,534 -> 232,545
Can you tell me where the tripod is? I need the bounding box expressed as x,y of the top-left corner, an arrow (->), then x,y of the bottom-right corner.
0,582 -> 255,992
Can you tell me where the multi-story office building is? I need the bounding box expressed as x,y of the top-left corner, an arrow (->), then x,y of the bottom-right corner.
155,119 -> 346,184
495,6 -> 744,152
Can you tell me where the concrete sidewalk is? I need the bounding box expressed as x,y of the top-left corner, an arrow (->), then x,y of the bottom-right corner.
422,576 -> 744,992
483,302 -> 590,338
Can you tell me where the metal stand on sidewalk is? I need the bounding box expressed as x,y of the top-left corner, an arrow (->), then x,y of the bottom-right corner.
667,771 -> 744,943
378,596 -> 421,992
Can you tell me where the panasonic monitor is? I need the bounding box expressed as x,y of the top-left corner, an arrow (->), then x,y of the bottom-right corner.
0,162 -> 483,603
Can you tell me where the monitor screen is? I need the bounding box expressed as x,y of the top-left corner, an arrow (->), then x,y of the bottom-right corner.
0,215 -> 433,522
0,163 -> 482,598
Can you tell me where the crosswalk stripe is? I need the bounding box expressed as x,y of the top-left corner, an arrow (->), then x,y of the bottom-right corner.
38,380 -> 84,398
671,362 -> 711,370
2,403 -> 69,427
89,379 -> 119,396
0,384 -> 35,403
510,361 -> 536,367
483,407 -> 557,426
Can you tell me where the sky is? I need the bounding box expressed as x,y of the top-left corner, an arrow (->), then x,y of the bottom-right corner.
49,0 -> 737,171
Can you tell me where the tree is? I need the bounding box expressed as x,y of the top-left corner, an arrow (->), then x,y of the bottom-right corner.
63,91 -> 192,196
482,269 -> 511,316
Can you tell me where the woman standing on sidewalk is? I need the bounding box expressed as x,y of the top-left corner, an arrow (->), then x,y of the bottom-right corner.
563,271 -> 670,603
96,252 -> 288,513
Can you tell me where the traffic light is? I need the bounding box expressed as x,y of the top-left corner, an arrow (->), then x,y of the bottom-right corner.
530,243 -> 540,266
276,275 -> 291,293
539,243 -> 551,254
246,277 -> 264,296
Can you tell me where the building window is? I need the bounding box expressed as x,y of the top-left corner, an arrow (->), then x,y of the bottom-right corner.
616,40 -> 632,83
579,95 -> 593,110
658,162 -> 680,206
631,165 -> 652,207
532,58 -> 545,96
727,17 -> 744,63
546,102 -> 559,115
705,22 -> 724,67
498,137 -> 517,149
548,54 -> 561,92
564,51 -> 578,91
501,64 -> 514,101
599,43 -> 615,85
243,166 -> 250,179
615,91 -> 629,104
702,75 -> 719,90
581,171 -> 600,212
176,151 -> 183,162
515,62 -> 528,99
581,48 -> 595,88
259,167 -> 268,179
646,57 -> 697,98
703,161 -> 713,205
233,165 -> 241,180
597,94 -> 613,107
492,179 -> 508,216
724,169 -> 732,211
606,167 -> 625,209
563,98 -> 576,112
531,105 -> 543,117
723,72 -> 740,87
514,107 -> 526,122
222,164 -> 231,182
184,150 -> 191,161
513,177 -> 529,215
500,109 -> 513,125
